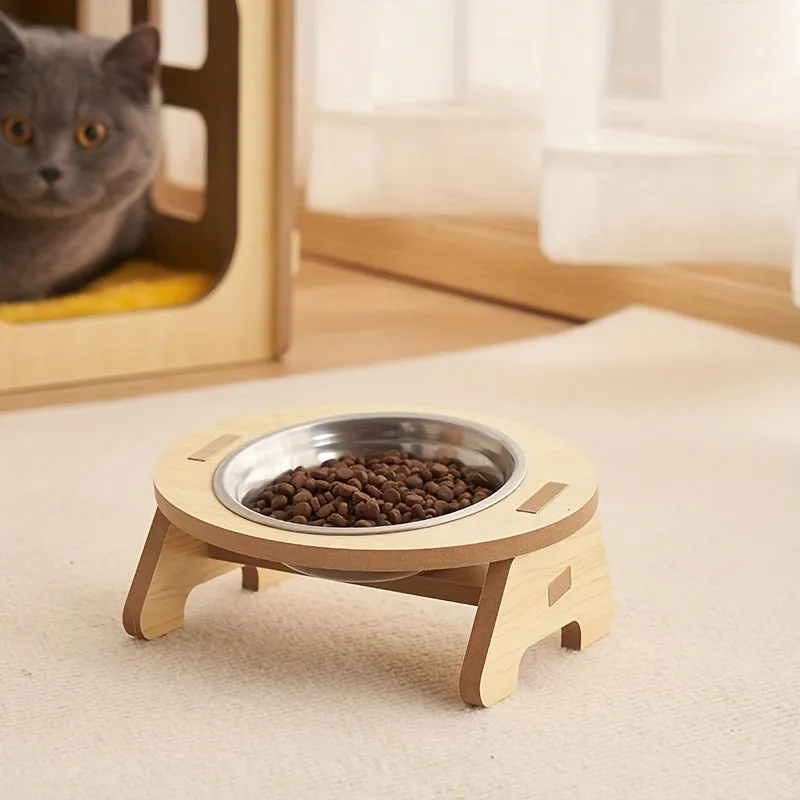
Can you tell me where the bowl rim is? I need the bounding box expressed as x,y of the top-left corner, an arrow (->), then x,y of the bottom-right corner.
211,410 -> 528,535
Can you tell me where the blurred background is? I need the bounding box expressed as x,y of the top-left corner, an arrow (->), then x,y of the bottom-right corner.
2,0 -> 797,411
84,0 -> 800,343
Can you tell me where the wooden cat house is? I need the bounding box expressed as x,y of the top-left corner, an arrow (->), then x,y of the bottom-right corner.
0,0 -> 294,395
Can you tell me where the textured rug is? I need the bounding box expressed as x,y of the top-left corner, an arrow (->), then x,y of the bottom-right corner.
1,307 -> 797,799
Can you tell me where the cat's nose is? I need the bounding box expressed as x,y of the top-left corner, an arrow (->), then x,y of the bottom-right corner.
39,166 -> 63,184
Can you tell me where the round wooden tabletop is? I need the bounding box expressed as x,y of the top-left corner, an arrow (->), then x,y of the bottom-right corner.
153,405 -> 599,572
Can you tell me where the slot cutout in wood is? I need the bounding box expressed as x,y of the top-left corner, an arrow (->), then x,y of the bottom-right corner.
517,482 -> 568,514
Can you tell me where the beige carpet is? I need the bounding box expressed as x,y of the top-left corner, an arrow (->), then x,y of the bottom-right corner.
1,308 -> 798,799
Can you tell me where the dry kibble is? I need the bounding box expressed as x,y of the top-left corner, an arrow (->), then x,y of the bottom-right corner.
433,500 -> 450,515
294,501 -> 312,518
382,486 -> 401,505
317,502 -> 335,518
365,484 -> 382,499
243,450 -> 498,527
437,485 -> 454,502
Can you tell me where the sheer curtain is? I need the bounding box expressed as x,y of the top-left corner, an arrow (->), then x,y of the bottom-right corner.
297,0 -> 800,308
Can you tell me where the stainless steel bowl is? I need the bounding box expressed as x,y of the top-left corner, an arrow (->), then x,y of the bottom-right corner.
212,411 -> 527,583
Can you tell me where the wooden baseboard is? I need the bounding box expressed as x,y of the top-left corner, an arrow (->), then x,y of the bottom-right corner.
299,210 -> 800,343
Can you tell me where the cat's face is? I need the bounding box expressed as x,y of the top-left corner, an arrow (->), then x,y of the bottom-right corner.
0,19 -> 161,220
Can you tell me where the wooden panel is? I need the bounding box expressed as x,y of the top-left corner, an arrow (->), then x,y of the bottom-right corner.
142,0 -> 239,275
0,0 -> 294,393
299,210 -> 800,344
208,545 -> 488,606
0,260 -> 570,412
0,0 -> 78,25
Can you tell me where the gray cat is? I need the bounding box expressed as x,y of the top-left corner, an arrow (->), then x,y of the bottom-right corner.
0,15 -> 161,303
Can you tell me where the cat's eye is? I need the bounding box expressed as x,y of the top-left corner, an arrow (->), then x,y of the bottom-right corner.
75,122 -> 108,150
2,117 -> 34,147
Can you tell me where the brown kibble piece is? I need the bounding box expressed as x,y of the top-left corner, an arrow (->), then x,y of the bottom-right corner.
382,487 -> 401,505
355,500 -> 380,520
270,494 -> 288,510
294,501 -> 312,518
437,485 -> 454,502
294,489 -> 313,504
317,502 -> 335,518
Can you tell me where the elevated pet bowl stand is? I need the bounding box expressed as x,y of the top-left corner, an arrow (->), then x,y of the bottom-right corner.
123,405 -> 614,708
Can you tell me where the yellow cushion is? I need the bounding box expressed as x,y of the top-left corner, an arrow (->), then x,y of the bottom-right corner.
0,260 -> 214,324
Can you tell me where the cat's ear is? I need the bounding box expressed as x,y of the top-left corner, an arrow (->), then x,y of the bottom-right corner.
0,13 -> 25,75
102,24 -> 160,102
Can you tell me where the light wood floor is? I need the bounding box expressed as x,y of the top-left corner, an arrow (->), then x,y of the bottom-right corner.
0,260 -> 572,412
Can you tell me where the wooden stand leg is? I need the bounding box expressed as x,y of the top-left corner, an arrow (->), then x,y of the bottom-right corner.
460,515 -> 614,708
123,509 -> 240,640
241,565 -> 290,592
